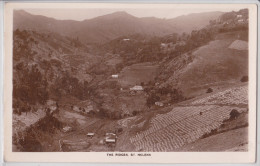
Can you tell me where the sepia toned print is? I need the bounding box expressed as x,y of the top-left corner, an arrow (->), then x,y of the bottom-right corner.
11,6 -> 250,153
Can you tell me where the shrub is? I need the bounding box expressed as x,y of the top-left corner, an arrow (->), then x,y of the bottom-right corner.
118,128 -> 123,133
206,88 -> 213,93
230,109 -> 240,120
146,93 -> 160,108
132,111 -> 138,116
240,76 -> 248,82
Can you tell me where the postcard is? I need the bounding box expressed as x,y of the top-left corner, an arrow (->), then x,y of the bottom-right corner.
3,2 -> 257,163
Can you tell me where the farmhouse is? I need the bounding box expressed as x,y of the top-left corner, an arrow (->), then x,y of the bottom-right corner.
63,126 -> 72,133
238,19 -> 244,23
161,43 -> 167,47
105,133 -> 117,143
123,38 -> 130,41
130,85 -> 144,91
87,133 -> 95,138
155,102 -> 164,107
112,74 -> 119,78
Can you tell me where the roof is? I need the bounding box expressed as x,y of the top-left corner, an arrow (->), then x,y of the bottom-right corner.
105,138 -> 116,143
130,85 -> 144,91
87,133 -> 95,136
112,74 -> 118,78
106,133 -> 116,136
105,133 -> 117,142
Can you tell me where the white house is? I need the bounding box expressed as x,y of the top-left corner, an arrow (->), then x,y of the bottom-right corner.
123,39 -> 130,41
112,74 -> 119,78
87,133 -> 95,138
63,126 -> 72,133
105,133 -> 117,143
155,102 -> 164,107
238,19 -> 244,23
130,85 -> 144,91
161,43 -> 167,47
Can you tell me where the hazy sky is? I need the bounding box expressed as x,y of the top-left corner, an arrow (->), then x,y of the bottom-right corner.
24,7 -> 244,21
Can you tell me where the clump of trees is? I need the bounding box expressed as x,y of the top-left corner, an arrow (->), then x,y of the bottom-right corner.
240,76 -> 248,82
229,109 -> 240,120
13,29 -> 37,61
145,85 -> 185,108
206,88 -> 213,93
51,71 -> 90,100
146,94 -> 160,108
88,108 -> 124,120
13,63 -> 49,114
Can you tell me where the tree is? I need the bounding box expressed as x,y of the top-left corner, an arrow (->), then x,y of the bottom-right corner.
230,109 -> 240,120
240,76 -> 248,82
206,88 -> 213,93
146,93 -> 160,108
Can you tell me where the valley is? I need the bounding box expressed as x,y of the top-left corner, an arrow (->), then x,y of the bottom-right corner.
12,9 -> 249,152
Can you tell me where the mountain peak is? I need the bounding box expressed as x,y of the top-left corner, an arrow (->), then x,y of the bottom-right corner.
112,11 -> 129,15
93,11 -> 136,20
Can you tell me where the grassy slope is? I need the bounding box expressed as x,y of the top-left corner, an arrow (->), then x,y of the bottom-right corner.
119,62 -> 159,88
162,31 -> 248,97
177,127 -> 248,151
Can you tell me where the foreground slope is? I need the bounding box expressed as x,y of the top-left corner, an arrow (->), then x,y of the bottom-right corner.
115,83 -> 248,152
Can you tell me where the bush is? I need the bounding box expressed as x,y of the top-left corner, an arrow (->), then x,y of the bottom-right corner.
117,128 -> 123,133
206,88 -> 213,93
132,111 -> 138,116
230,109 -> 240,120
146,93 -> 160,108
240,76 -> 248,82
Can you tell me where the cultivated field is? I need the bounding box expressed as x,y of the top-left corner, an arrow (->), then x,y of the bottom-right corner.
130,105 -> 247,151
191,85 -> 247,106
129,84 -> 248,151
118,62 -> 159,87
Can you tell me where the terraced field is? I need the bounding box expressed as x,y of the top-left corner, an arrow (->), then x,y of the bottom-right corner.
191,86 -> 247,105
130,105 -> 247,151
129,85 -> 248,151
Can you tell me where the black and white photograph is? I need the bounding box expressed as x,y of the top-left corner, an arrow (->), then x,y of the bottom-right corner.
3,2 -> 257,163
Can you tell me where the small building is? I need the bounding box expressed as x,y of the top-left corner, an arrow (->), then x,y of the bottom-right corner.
161,43 -> 167,47
238,19 -> 244,23
123,39 -> 130,41
63,126 -> 72,133
112,74 -> 119,78
237,14 -> 242,18
130,85 -> 144,91
87,133 -> 95,138
155,101 -> 164,107
105,133 -> 117,144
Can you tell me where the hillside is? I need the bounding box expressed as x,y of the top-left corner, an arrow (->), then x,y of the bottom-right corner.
156,9 -> 248,97
167,11 -> 223,33
159,31 -> 248,97
14,10 -> 222,44
12,9 -> 249,152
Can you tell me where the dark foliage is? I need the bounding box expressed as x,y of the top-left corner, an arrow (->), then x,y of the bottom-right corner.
240,76 -> 248,82
229,109 -> 240,120
13,64 -> 49,109
206,88 -> 213,93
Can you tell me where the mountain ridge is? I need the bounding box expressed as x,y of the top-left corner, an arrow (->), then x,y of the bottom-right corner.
14,10 -> 223,44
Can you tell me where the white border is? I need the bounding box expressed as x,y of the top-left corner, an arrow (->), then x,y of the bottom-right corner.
3,2 -> 258,164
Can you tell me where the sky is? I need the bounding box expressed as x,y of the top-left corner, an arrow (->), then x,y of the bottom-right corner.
24,7 -> 244,21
